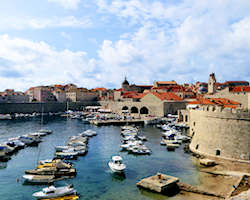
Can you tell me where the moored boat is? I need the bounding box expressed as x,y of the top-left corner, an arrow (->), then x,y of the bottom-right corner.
108,156 -> 126,173
32,185 -> 76,199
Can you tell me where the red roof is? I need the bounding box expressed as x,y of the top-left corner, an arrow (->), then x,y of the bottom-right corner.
92,87 -> 107,92
230,86 -> 250,92
188,97 -> 241,108
131,93 -> 148,99
115,88 -> 123,92
225,81 -> 249,84
151,92 -> 183,101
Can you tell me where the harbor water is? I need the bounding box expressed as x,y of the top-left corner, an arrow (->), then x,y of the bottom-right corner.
0,117 -> 200,200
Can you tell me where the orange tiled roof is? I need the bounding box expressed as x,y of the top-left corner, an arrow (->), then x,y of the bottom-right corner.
156,81 -> 177,85
131,93 -> 148,99
188,97 -> 241,108
92,87 -> 107,92
230,86 -> 250,92
152,92 -> 183,101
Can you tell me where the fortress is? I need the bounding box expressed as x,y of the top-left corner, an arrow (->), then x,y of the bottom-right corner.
189,105 -> 250,163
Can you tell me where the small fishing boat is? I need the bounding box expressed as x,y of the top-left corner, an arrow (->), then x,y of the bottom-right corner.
23,175 -> 56,184
108,156 -> 126,173
32,184 -> 76,199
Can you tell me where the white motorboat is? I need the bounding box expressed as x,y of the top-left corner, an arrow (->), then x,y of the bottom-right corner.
108,156 -> 126,173
39,129 -> 53,135
55,146 -> 72,152
32,185 -> 76,199
80,129 -> 97,137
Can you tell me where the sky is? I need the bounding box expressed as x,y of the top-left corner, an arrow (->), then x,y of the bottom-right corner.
0,0 -> 250,91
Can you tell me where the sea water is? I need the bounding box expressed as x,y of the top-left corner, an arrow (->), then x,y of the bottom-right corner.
0,117 -> 200,200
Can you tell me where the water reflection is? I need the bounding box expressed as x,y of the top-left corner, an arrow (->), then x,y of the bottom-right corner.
0,162 -> 7,169
110,171 -> 126,182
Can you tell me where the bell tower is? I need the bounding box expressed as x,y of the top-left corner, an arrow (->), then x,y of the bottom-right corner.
208,73 -> 216,94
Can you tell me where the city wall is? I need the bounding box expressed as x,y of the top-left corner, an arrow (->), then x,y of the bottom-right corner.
0,101 -> 99,114
189,106 -> 250,162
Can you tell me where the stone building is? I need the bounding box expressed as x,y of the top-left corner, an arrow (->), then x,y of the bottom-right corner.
66,88 -> 98,102
34,87 -> 56,102
0,89 -> 29,103
189,106 -> 250,162
52,89 -> 66,102
103,92 -> 186,117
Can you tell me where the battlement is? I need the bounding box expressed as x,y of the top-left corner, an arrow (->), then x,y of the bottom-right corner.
190,105 -> 250,120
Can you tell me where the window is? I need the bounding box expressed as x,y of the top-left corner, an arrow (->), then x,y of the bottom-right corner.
185,115 -> 188,122
196,144 -> 199,150
216,150 -> 220,156
193,122 -> 195,126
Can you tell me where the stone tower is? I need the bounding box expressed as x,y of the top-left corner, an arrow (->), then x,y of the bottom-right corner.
208,73 -> 216,94
122,77 -> 130,91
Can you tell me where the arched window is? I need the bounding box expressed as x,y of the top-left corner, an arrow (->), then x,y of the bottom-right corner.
196,144 -> 199,150
131,106 -> 139,113
140,107 -> 149,114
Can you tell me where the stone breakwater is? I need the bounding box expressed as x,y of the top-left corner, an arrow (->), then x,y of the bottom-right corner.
0,101 -> 99,114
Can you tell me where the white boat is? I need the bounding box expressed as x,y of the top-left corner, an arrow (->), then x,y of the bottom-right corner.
32,185 -> 76,199
23,174 -> 56,184
108,156 -> 126,173
39,129 -> 53,134
80,129 -> 97,137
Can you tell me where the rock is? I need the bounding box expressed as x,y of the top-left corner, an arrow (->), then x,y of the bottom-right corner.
199,158 -> 216,167
137,173 -> 179,195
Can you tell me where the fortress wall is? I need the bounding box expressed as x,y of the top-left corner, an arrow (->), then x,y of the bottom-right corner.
189,107 -> 250,162
0,101 -> 99,114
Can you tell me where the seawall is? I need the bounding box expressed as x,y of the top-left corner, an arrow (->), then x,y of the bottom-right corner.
0,101 -> 100,114
189,106 -> 250,162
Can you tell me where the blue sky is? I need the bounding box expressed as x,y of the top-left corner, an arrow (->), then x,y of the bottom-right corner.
0,0 -> 249,91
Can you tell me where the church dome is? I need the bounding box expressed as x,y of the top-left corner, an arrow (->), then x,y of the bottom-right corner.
122,78 -> 129,85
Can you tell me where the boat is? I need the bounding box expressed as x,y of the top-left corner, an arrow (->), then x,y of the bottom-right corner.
22,174 -> 57,184
42,195 -> 79,200
32,185 -> 76,199
108,156 -> 126,173
80,129 -> 97,137
25,167 -> 76,176
54,152 -> 78,160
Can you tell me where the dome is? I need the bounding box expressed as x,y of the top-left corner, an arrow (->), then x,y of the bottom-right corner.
122,77 -> 129,85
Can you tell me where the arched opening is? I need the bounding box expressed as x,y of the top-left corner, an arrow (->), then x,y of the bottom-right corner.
185,115 -> 188,122
131,106 -> 138,113
216,150 -> 220,156
122,106 -> 129,113
122,106 -> 128,111
196,144 -> 199,150
140,107 -> 149,114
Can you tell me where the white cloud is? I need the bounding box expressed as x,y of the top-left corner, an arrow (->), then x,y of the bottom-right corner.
95,0 -> 250,85
0,16 -> 92,30
0,35 -> 95,91
48,0 -> 81,10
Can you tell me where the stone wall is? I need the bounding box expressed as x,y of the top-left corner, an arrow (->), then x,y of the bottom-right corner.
0,101 -> 99,114
189,106 -> 250,162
